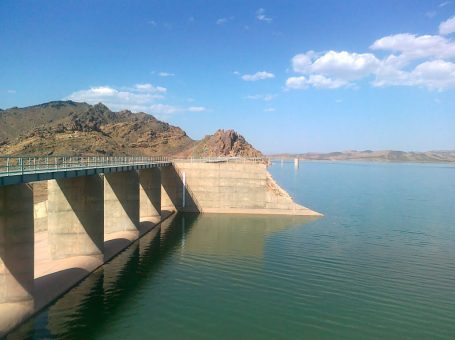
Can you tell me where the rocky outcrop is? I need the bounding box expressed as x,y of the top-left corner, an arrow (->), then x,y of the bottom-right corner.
188,129 -> 263,158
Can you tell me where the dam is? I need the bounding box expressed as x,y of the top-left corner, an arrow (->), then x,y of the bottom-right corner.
0,156 -> 320,336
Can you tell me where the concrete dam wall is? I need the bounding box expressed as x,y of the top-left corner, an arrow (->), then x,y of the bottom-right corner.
161,161 -> 321,216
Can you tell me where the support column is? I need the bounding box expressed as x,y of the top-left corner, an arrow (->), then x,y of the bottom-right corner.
0,184 -> 34,336
104,171 -> 139,235
48,176 -> 104,260
139,168 -> 161,220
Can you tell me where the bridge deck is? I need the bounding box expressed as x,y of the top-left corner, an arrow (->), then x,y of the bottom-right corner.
0,156 -> 171,186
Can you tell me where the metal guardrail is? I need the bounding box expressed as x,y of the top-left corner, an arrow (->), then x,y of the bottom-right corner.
173,157 -> 269,164
0,156 -> 170,177
0,156 -> 270,177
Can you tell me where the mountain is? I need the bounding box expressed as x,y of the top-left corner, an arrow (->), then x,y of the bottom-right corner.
271,150 -> 455,163
0,101 -> 262,158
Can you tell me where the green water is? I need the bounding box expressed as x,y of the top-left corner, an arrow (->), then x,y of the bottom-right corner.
10,161 -> 455,339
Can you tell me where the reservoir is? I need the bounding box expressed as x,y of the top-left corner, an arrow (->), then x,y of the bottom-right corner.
9,161 -> 455,339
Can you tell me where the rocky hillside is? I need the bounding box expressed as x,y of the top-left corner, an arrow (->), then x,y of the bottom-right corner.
0,101 -> 262,157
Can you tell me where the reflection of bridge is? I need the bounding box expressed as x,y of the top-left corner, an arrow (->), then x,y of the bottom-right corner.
0,156 -> 172,336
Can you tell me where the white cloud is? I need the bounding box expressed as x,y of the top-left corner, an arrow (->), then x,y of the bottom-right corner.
371,33 -> 455,60
286,75 -> 349,89
148,20 -> 157,26
187,106 -> 207,112
134,83 -> 167,93
66,85 -> 165,112
440,1 -> 451,7
286,77 -> 308,90
374,59 -> 455,90
264,107 -> 275,112
411,59 -> 455,89
148,104 -> 179,115
307,75 -> 350,89
256,8 -> 272,23
439,16 -> 455,35
293,51 -> 380,80
246,94 -> 275,101
158,72 -> 175,77
65,83 -> 206,117
216,16 -> 234,25
241,71 -> 275,81
6,89 -> 16,94
287,17 -> 455,91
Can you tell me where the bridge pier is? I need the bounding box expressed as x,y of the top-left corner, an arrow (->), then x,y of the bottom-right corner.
0,184 -> 34,335
47,176 -> 104,261
104,172 -> 140,247
139,168 -> 161,220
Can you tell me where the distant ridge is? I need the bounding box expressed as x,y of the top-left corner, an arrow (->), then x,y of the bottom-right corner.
270,150 -> 455,163
0,101 -> 262,157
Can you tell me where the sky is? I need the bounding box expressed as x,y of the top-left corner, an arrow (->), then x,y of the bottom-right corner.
0,0 -> 454,153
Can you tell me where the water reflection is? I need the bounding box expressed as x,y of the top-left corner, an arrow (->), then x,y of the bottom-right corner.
179,214 -> 318,258
9,213 -> 316,339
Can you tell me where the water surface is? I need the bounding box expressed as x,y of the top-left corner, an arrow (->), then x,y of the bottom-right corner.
10,161 -> 455,339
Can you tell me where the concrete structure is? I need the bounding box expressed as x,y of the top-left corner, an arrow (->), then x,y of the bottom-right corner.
0,156 -> 321,336
48,176 -> 104,261
0,157 -> 169,337
0,184 -> 34,335
104,172 -> 140,235
139,168 -> 161,220
162,161 -> 321,216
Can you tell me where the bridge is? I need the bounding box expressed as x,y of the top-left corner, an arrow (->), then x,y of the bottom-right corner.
0,156 -> 174,335
0,156 -> 171,186
0,155 -> 319,336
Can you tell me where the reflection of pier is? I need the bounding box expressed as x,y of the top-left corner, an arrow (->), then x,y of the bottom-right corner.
181,213 -> 317,258
9,213 -> 317,338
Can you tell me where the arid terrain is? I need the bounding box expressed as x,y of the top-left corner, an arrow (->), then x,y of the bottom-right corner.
0,101 -> 262,158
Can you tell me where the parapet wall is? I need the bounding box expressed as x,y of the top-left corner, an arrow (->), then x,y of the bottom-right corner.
161,161 -> 321,216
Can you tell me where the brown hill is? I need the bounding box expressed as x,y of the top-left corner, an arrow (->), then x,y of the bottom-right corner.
0,101 -> 262,158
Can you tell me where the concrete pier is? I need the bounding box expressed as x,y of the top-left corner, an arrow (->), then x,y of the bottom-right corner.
48,176 -> 104,261
104,172 -> 140,235
0,184 -> 34,335
139,168 -> 161,220
103,172 -> 140,260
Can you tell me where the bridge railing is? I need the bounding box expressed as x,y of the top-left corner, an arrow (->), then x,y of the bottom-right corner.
172,157 -> 269,164
0,156 -> 170,176
0,155 -> 271,176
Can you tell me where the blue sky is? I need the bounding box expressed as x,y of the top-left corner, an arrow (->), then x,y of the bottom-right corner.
1,0 -> 454,153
